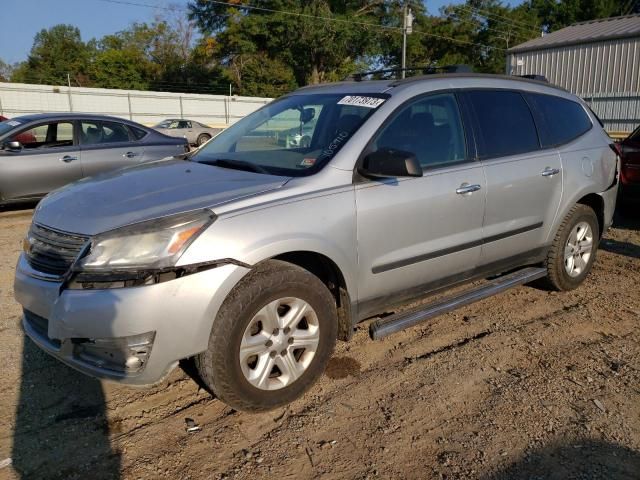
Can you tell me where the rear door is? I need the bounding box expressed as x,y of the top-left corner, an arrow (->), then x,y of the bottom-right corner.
0,120 -> 82,201
463,90 -> 563,266
355,92 -> 486,317
79,119 -> 145,177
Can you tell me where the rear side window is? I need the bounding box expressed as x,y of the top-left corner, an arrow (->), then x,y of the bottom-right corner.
80,121 -> 131,145
467,90 -> 539,159
525,93 -> 592,147
129,126 -> 147,140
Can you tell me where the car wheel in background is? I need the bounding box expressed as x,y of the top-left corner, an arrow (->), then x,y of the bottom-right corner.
197,134 -> 211,146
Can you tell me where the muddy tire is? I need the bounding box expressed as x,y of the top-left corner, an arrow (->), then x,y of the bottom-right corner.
197,134 -> 211,146
196,260 -> 337,412
544,204 -> 599,291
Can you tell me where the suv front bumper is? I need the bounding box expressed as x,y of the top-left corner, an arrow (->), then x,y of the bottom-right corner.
14,254 -> 249,385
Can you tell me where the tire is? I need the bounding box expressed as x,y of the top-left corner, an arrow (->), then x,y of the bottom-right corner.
196,260 -> 337,412
544,204 -> 600,291
197,134 -> 211,146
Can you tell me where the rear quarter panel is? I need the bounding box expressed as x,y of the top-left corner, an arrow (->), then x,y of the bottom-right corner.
549,125 -> 616,241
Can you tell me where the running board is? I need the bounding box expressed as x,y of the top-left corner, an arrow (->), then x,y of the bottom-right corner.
369,267 -> 547,340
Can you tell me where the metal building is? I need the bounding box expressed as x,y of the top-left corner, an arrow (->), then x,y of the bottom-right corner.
506,14 -> 640,136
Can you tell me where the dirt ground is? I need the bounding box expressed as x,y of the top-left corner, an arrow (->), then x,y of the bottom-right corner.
0,206 -> 638,480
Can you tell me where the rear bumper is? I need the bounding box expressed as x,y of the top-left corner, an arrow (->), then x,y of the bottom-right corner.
14,254 -> 249,385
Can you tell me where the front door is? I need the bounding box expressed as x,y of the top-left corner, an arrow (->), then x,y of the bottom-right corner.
0,120 -> 82,201
355,93 -> 486,318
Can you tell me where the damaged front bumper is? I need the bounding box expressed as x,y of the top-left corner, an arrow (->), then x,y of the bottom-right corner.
14,254 -> 249,386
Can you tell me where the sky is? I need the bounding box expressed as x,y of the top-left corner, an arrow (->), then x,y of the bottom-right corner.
1,0 -> 522,65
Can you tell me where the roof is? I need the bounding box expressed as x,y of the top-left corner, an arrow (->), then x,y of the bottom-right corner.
509,13 -> 640,53
7,112 -> 146,126
295,73 -> 567,96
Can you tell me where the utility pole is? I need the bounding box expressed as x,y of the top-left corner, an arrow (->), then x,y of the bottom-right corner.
401,4 -> 414,79
67,73 -> 73,112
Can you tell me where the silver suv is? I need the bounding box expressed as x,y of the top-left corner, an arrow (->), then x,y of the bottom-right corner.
14,74 -> 619,412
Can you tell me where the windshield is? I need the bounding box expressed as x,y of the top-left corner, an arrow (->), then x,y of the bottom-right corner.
154,121 -> 172,128
192,93 -> 387,176
0,119 -> 25,137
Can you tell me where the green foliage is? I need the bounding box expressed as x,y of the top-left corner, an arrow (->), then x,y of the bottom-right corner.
527,0 -> 636,31
12,25 -> 90,85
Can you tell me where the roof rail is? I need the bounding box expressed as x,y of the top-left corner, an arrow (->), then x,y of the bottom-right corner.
346,64 -> 472,82
517,74 -> 548,82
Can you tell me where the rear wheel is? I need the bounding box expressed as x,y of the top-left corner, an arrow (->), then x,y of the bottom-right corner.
196,260 -> 337,412
544,204 -> 599,291
197,134 -> 211,146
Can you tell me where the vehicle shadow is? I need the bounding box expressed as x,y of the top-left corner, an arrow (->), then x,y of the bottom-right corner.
484,439 -> 640,480
12,316 -> 121,480
12,336 -> 121,479
0,201 -> 38,214
612,207 -> 640,231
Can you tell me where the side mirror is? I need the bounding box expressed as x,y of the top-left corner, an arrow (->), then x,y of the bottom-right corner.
359,147 -> 423,178
3,140 -> 23,152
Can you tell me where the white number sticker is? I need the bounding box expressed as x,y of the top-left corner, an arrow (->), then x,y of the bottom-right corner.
6,120 -> 21,126
337,96 -> 385,109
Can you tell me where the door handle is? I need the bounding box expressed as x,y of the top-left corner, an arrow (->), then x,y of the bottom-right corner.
59,155 -> 78,163
541,167 -> 560,177
123,151 -> 139,158
456,183 -> 481,195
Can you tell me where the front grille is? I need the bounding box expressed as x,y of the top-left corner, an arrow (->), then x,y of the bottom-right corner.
26,224 -> 88,276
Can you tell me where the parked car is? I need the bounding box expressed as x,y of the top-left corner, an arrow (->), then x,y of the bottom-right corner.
0,113 -> 189,205
617,124 -> 640,201
15,74 -> 618,412
153,119 -> 223,146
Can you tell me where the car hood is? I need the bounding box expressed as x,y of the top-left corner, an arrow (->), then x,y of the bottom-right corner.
34,159 -> 289,235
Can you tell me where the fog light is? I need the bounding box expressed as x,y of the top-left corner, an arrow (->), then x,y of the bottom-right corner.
73,331 -> 155,374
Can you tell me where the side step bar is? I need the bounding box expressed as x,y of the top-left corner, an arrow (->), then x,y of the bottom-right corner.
369,267 -> 547,340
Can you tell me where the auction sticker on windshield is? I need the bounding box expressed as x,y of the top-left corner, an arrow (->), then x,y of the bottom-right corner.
337,96 -> 386,109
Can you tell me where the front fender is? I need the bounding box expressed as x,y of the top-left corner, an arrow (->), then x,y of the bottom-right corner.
178,188 -> 359,301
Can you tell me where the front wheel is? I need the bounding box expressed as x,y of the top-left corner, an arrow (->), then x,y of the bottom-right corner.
196,260 -> 337,412
544,204 -> 599,291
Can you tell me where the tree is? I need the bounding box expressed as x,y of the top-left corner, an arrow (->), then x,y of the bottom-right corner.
527,0 -> 636,32
0,59 -> 14,82
11,25 -> 90,86
188,0 -> 380,95
88,49 -> 149,90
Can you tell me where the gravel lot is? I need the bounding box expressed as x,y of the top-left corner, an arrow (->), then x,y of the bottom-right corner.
0,206 -> 638,480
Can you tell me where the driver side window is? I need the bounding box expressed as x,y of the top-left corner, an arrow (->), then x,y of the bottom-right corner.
12,122 -> 74,150
372,93 -> 466,169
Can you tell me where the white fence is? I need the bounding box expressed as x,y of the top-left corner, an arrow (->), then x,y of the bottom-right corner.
0,82 -> 272,127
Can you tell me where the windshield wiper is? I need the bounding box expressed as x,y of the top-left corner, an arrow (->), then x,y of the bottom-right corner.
198,158 -> 270,174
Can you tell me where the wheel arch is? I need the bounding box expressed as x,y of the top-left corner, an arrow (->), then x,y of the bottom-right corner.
576,193 -> 604,238
268,251 -> 354,341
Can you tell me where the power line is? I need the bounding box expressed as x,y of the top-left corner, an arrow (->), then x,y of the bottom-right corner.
454,4 -> 540,38
93,0 -> 506,51
445,11 -> 534,43
464,4 -> 541,32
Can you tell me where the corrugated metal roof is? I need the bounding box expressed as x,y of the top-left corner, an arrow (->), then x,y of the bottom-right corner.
509,13 -> 640,53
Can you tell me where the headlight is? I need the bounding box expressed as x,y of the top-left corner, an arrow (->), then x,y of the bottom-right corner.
77,210 -> 215,272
